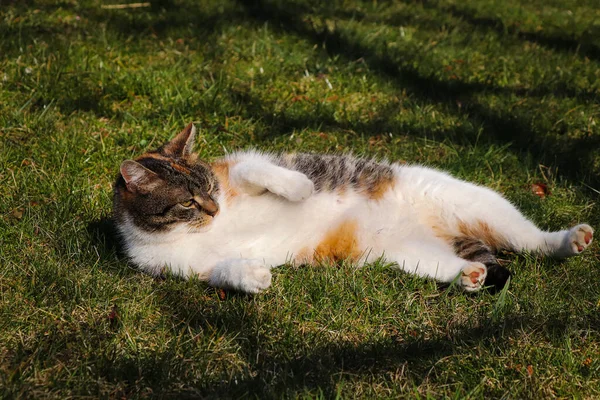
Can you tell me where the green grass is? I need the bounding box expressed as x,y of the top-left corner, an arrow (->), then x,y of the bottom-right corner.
1,0 -> 600,397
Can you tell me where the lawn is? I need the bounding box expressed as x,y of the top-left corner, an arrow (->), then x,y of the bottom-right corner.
1,0 -> 599,397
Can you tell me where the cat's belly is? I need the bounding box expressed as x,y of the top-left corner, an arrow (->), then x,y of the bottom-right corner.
190,188 -> 415,267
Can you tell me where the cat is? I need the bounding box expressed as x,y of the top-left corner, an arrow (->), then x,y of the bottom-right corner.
113,123 -> 594,293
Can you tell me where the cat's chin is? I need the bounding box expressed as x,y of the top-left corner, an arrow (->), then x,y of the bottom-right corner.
186,222 -> 214,234
164,221 -> 213,235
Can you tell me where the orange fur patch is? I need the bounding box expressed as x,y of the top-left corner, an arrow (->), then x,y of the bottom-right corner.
137,152 -> 171,162
428,216 -> 506,251
313,219 -> 361,263
171,163 -> 190,174
457,219 -> 506,251
137,153 -> 192,174
367,177 -> 395,200
356,174 -> 395,200
427,216 -> 455,243
336,184 -> 348,196
211,160 -> 239,204
294,247 -> 313,264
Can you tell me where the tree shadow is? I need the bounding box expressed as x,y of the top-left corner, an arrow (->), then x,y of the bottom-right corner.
7,0 -> 598,186
236,0 -> 600,185
84,0 -> 247,38
442,4 -> 600,63
223,85 -> 449,142
153,283 -> 594,397
377,2 -> 599,101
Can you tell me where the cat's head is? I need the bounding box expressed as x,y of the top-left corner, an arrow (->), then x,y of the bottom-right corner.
113,123 -> 220,233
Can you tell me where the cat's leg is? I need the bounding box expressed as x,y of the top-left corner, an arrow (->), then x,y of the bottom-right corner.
453,237 -> 511,292
449,185 -> 595,258
229,160 -> 314,201
406,167 -> 594,258
526,224 -> 594,258
385,238 -> 488,292
208,258 -> 272,293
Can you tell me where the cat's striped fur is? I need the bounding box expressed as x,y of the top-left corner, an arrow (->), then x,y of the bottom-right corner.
113,123 -> 594,293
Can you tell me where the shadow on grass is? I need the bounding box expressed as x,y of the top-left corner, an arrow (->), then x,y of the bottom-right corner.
141,283 -> 600,397
84,0 -> 247,38
7,0 -> 598,183
86,216 -> 128,261
152,281 -> 455,397
79,216 -> 597,396
223,86 -> 446,142
442,4 -> 600,63
234,0 -> 600,184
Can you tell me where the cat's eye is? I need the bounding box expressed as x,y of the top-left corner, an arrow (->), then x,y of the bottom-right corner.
180,200 -> 195,207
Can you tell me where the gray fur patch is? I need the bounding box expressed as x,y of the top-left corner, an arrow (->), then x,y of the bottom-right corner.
453,237 -> 498,267
274,153 -> 394,194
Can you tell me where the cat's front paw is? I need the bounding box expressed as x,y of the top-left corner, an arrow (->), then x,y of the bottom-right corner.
460,262 -> 487,292
240,264 -> 272,293
565,224 -> 594,255
273,171 -> 314,202
209,259 -> 272,293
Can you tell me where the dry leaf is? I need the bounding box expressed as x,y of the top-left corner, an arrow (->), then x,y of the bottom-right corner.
108,305 -> 119,327
531,183 -> 549,198
218,288 -> 226,300
368,135 -> 383,147
11,208 -> 23,219
526,364 -> 534,376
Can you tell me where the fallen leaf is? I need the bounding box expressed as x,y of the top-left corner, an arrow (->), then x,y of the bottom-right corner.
218,288 -> 226,300
11,208 -> 23,219
108,305 -> 119,327
526,364 -> 534,376
368,135 -> 383,146
531,183 -> 549,198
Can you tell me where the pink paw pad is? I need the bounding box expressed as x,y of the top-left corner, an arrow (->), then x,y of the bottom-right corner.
468,268 -> 485,284
584,231 -> 593,245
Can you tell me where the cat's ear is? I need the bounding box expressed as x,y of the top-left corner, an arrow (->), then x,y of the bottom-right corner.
120,160 -> 162,193
162,122 -> 197,158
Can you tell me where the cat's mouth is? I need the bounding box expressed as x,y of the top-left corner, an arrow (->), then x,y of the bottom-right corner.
186,216 -> 216,232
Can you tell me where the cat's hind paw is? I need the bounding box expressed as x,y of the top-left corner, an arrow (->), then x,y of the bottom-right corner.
566,224 -> 594,255
460,262 -> 487,292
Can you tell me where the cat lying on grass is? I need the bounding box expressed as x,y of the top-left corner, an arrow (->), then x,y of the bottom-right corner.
113,123 -> 594,293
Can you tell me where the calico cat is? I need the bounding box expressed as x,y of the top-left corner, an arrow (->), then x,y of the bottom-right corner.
113,123 -> 594,293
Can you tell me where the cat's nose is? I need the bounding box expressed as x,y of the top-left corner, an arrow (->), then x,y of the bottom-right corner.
195,195 -> 219,217
205,205 -> 219,217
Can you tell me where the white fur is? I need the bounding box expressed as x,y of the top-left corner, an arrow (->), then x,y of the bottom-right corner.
117,151 -> 594,292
